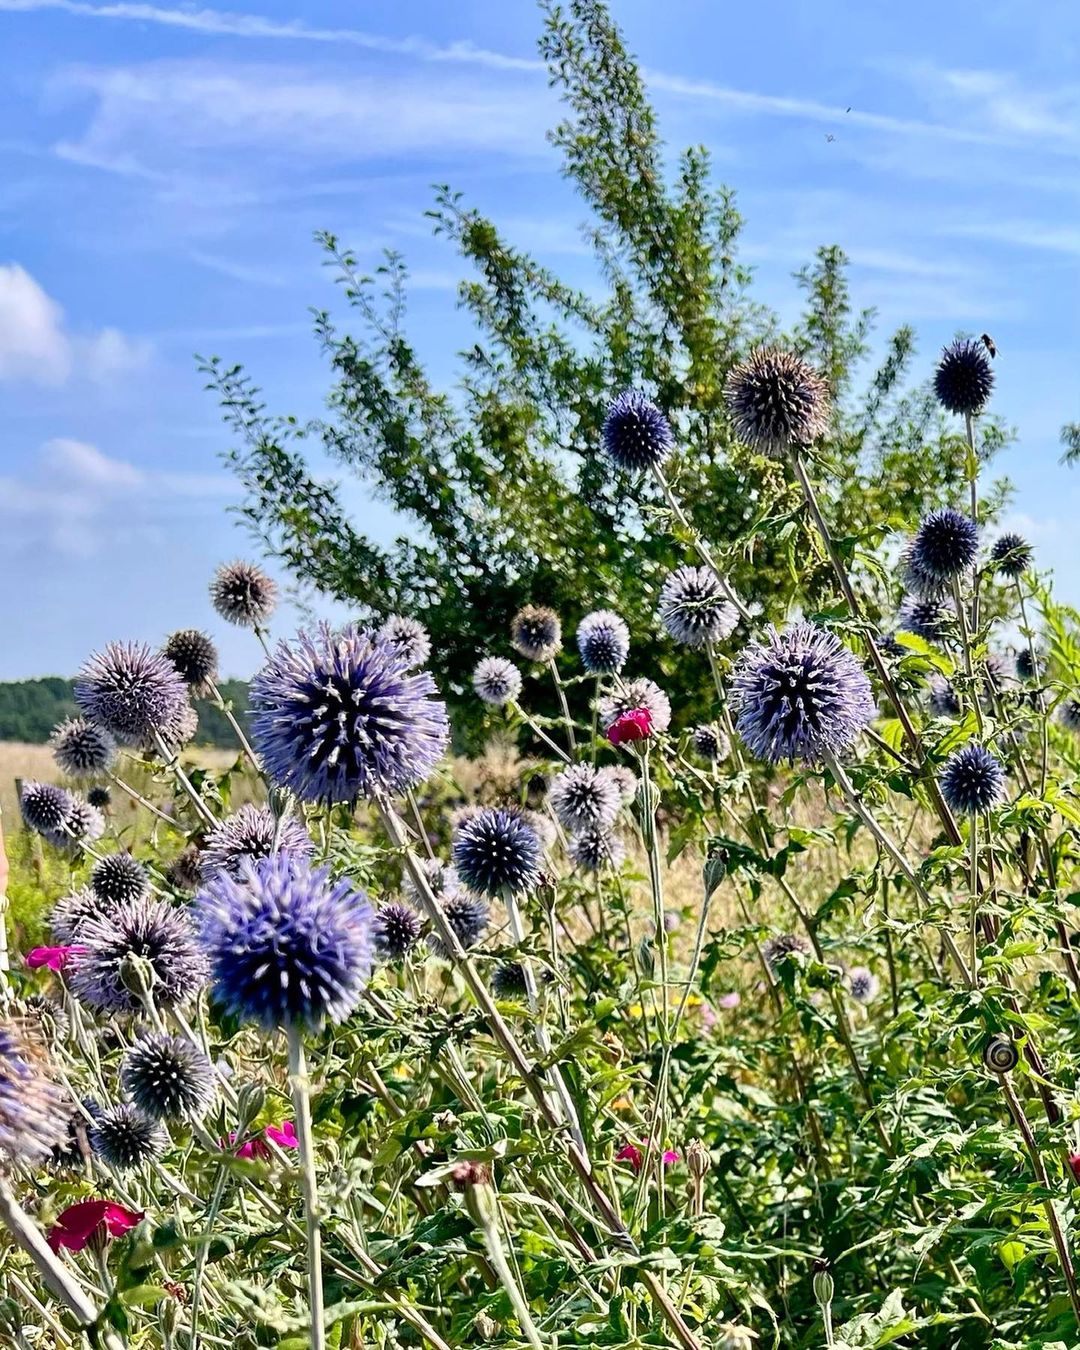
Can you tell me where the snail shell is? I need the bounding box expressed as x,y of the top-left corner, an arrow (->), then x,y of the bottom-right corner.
983,1035 -> 1019,1074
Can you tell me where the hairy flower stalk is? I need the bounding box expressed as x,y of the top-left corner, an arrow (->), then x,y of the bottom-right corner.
288,1029 -> 326,1350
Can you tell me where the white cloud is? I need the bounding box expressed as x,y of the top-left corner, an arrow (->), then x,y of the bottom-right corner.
0,263 -> 151,386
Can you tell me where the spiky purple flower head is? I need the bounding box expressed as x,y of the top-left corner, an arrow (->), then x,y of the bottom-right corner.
602,391 -> 674,472
597,677 -> 672,736
473,657 -> 522,707
377,615 -> 431,670
210,560 -> 278,628
908,509 -> 978,589
577,610 -> 630,675
510,606 -> 562,663
87,785 -> 111,809
847,967 -> 880,1004
657,567 -> 738,649
568,826 -> 626,873
491,961 -> 528,999
89,1102 -> 167,1170
50,717 -> 116,779
897,595 -> 949,644
1016,647 -> 1042,682
195,854 -> 374,1031
20,781 -> 72,837
74,641 -> 189,748
928,677 -> 961,718
62,796 -> 105,848
70,898 -> 208,1014
548,763 -> 621,832
1062,700 -> 1080,733
166,845 -> 203,893
934,338 -> 994,416
199,805 -> 313,883
990,532 -> 1032,579
122,1032 -> 216,1121
249,623 -> 450,804
50,886 -> 110,944
452,808 -> 543,897
731,622 -> 875,765
373,902 -> 424,962
429,893 -> 490,957
163,629 -> 219,693
725,348 -> 830,457
0,1020 -> 65,1162
598,764 -> 638,806
691,723 -> 731,762
91,853 -> 150,907
762,932 -> 810,975
940,743 -> 1005,814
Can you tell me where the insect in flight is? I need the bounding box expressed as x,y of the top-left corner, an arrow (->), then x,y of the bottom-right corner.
980,333 -> 997,358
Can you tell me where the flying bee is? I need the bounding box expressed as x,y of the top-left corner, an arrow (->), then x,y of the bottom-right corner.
980,333 -> 997,358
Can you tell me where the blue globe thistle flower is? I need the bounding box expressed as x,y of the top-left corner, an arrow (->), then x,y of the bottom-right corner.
19,994 -> 69,1047
990,532 -> 1032,579
898,541 -> 947,600
908,509 -> 979,588
1016,648 -> 1042,682
473,657 -> 522,707
657,567 -> 738,648
576,610 -> 630,675
50,717 -> 116,779
50,886 -> 109,944
847,967 -> 880,1004
429,893 -> 490,957
74,641 -> 189,747
897,595 -> 949,643
934,338 -> 994,416
62,796 -> 105,849
597,678 -> 672,735
730,622 -> 875,765
89,1103 -> 167,1170
195,854 -> 374,1031
598,764 -> 638,806
452,808 -> 543,897
87,785 -> 111,809
210,560 -> 278,628
166,845 -> 203,894
491,961 -> 528,999
198,805 -> 314,883
940,743 -> 1005,814
548,763 -> 621,832
725,348 -> 830,457
152,700 -> 199,752
601,391 -> 674,472
403,856 -> 462,904
762,932 -> 810,975
510,606 -> 562,663
122,1033 -> 216,1121
377,615 -> 431,670
568,826 -> 626,873
691,723 -> 731,762
163,629 -> 219,693
928,677 -> 961,718
71,898 -> 208,1014
1061,700 -> 1080,733
91,853 -> 150,907
249,623 -> 450,804
0,1019 -> 66,1161
20,781 -> 72,837
373,902 -> 424,962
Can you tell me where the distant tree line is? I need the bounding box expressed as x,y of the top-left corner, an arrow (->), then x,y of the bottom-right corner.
0,678 -> 249,749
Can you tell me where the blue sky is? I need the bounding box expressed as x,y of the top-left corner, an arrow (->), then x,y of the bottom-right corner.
3,0 -> 1080,679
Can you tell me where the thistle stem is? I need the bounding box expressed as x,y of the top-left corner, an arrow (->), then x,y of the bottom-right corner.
287,1026 -> 326,1350
153,733 -> 218,829
548,657 -> 577,755
651,465 -> 752,623
509,701 -> 572,765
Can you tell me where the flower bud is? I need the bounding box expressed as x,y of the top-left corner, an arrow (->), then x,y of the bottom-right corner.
234,1082 -> 266,1134
473,1312 -> 500,1341
119,951 -> 158,1001
686,1139 -> 711,1182
812,1260 -> 834,1309
717,1324 -> 756,1350
636,937 -> 656,981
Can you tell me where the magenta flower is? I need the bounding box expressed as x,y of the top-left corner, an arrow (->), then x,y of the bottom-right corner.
47,1200 -> 143,1253
717,991 -> 741,1009
607,707 -> 652,746
616,1139 -> 679,1172
25,945 -> 83,972
228,1120 -> 299,1160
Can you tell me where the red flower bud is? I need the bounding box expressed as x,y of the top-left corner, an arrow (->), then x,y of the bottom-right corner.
607,707 -> 652,746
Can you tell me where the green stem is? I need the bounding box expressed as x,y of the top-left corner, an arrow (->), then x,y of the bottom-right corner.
287,1026 -> 326,1350
548,657 -> 577,755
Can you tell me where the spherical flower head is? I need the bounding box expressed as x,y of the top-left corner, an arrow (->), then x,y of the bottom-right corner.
62,797 -> 106,848
491,961 -> 528,999
153,700 -> 199,752
568,825 -> 626,872
1062,699 -> 1080,733
18,994 -> 69,1046
725,347 -> 830,457
1016,648 -> 1042,682
163,629 -> 219,692
940,743 -> 1005,814
121,1033 -> 216,1121
0,1019 -> 66,1162
249,623 -> 450,804
510,606 -> 562,663
373,902 -> 424,962
87,785 -> 111,809
908,509 -> 978,587
576,610 -> 630,674
691,723 -> 731,762
548,763 -> 621,832
731,622 -> 875,765
934,338 -> 994,416
210,560 -> 278,628
91,853 -> 150,907
50,886 -> 109,944
403,856 -> 462,904
897,595 -> 949,644
429,893 -> 490,957
762,932 -> 810,975
452,808 -> 543,897
598,764 -> 638,806
847,967 -> 880,1004
928,677 -> 961,718
377,615 -> 431,669
991,532 -> 1032,579
165,845 -> 203,893
598,678 -> 672,735
71,898 -> 208,1014
199,805 -> 314,883
50,717 -> 116,779
602,391 -> 673,472
657,567 -> 738,648
20,780 -> 72,836
195,854 -> 374,1031
74,641 -> 189,747
89,1102 -> 167,1170
473,657 -> 522,707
